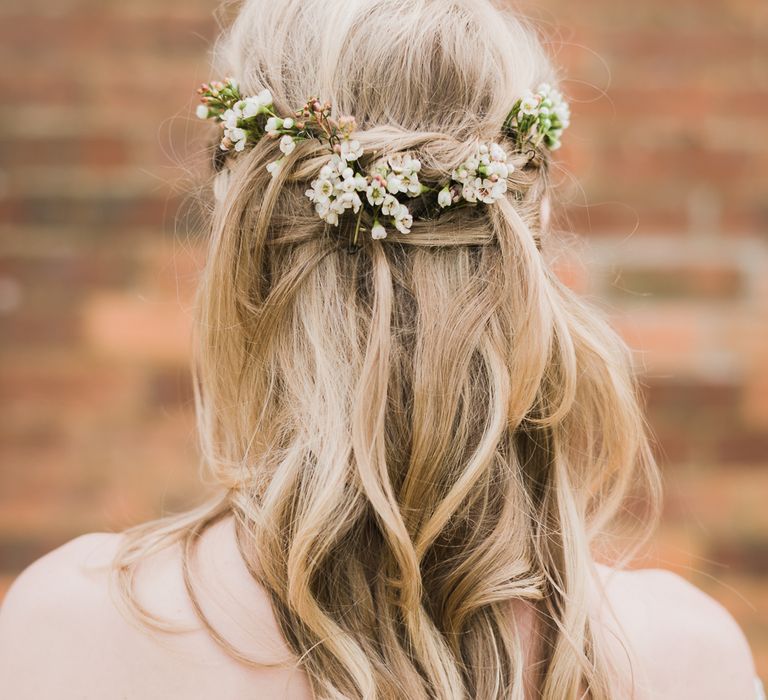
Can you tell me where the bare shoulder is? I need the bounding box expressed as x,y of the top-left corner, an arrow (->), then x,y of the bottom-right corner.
0,525 -> 313,699
0,532 -> 123,631
0,533 -> 126,699
594,564 -> 758,700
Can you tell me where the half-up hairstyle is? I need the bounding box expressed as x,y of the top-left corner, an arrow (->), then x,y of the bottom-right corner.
111,1 -> 661,698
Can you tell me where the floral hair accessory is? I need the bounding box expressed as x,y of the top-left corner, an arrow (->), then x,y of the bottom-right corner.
502,82 -> 571,152
197,78 -> 569,247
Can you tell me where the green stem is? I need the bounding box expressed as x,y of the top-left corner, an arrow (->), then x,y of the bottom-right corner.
352,206 -> 364,248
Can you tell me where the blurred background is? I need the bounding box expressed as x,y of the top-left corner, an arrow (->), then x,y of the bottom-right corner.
0,0 -> 766,678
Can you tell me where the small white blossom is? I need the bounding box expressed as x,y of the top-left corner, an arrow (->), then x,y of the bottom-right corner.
282,117 -> 295,129
279,134 -> 296,155
306,177 -> 334,204
404,156 -> 421,172
226,127 -> 247,152
339,175 -> 357,193
486,161 -> 509,179
265,117 -> 282,135
518,90 -> 540,117
366,179 -> 387,206
222,109 -> 239,129
241,97 -> 263,118
381,194 -> 400,216
490,142 -> 506,161
462,178 -> 478,202
196,105 -> 209,119
266,159 -> 282,177
393,204 -> 413,234
338,191 -> 363,213
340,138 -> 363,161
452,166 -> 469,182
438,187 -> 452,208
257,88 -> 273,106
406,179 -> 422,196
317,203 -> 339,226
554,105 -> 570,127
386,174 -> 404,194
371,222 -> 387,239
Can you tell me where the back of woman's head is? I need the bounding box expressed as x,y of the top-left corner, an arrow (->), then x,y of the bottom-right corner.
117,1 -> 661,697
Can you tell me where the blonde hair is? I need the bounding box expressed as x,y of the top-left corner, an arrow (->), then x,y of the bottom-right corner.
111,0 -> 661,697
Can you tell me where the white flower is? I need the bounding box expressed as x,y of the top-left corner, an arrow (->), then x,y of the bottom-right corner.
305,177 -> 334,204
475,178 -> 508,204
265,116 -> 282,135
339,175 -> 357,193
486,161 -> 509,179
226,127 -> 247,151
475,180 -> 496,204
552,97 -> 570,127
282,117 -> 295,129
328,154 -> 347,171
266,159 -> 282,177
257,88 -> 273,107
518,90 -> 540,116
402,170 -> 422,195
462,178 -> 479,202
404,156 -> 422,172
340,139 -> 363,161
452,166 -> 469,183
438,187 -> 452,208
371,222 -> 387,239
196,105 -> 209,119
222,109 -> 239,129
337,191 -> 362,213
393,205 -> 413,234
465,155 -> 480,171
316,178 -> 334,198
319,208 -> 339,226
353,174 -> 368,191
381,194 -> 400,216
241,97 -> 262,118
386,174 -> 404,194
489,142 -> 507,161
279,134 -> 296,155
366,179 -> 387,206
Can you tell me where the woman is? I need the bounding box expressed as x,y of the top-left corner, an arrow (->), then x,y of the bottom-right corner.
0,0 -> 762,697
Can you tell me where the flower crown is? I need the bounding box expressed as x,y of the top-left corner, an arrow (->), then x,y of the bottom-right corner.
196,79 -> 569,246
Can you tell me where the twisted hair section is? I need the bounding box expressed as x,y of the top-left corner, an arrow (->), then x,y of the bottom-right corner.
111,1 -> 660,698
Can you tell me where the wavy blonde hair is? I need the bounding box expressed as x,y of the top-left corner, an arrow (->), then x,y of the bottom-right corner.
111,0 -> 661,697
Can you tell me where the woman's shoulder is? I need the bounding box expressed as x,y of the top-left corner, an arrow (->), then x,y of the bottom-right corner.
0,532 -> 120,634
0,533 -> 127,698
594,563 -> 760,699
0,535 -> 760,700
0,528 -> 313,700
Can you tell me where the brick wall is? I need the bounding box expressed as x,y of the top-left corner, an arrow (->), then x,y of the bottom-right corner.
1,0 -> 766,678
